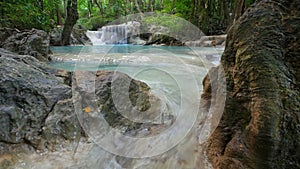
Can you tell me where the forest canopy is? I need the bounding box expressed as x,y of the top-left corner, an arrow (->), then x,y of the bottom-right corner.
0,0 -> 255,35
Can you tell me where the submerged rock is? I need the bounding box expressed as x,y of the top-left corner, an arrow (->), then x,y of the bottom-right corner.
0,28 -> 50,61
203,0 -> 300,168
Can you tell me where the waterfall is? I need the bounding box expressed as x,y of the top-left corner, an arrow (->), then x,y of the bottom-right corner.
86,21 -> 141,45
86,30 -> 104,45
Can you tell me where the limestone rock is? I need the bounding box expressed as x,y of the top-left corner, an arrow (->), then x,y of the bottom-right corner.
73,70 -> 171,134
0,49 -> 168,152
41,98 -> 81,151
185,34 -> 227,47
144,34 -> 183,46
0,49 -> 71,148
50,26 -> 92,46
0,28 -> 50,61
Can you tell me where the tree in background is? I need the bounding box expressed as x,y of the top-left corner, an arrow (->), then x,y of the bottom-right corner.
189,0 -> 255,34
0,0 -> 256,35
61,0 -> 79,45
76,0 -> 255,34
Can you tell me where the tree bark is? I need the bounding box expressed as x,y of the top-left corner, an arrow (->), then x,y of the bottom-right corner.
204,0 -> 300,168
148,0 -> 154,12
63,0 -> 67,18
88,0 -> 93,17
94,0 -> 104,15
171,0 -> 175,14
134,0 -> 143,13
56,3 -> 63,25
61,0 -> 78,46
233,0 -> 245,23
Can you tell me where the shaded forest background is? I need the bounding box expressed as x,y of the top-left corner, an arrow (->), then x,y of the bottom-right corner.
0,0 -> 255,35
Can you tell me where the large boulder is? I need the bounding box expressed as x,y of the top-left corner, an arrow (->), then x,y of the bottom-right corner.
50,26 -> 92,46
203,0 -> 300,168
0,28 -> 50,61
72,70 -> 171,134
0,49 -> 71,149
0,48 -> 168,154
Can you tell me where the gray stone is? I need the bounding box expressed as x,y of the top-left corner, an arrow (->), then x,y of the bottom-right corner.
184,34 -> 227,47
50,26 -> 92,46
0,28 -> 50,61
0,49 -> 70,147
0,49 -> 169,152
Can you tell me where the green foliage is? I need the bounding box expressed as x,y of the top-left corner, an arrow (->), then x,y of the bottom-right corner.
0,1 -> 52,31
78,16 -> 114,30
173,0 -> 192,18
142,14 -> 185,34
0,0 -> 256,35
245,0 -> 255,7
140,12 -> 202,41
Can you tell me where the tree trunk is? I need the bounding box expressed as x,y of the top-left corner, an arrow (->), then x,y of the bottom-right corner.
94,0 -> 104,15
88,0 -> 93,17
171,0 -> 175,14
63,0 -> 67,18
56,3 -> 63,25
134,0 -> 142,13
190,0 -> 195,22
160,0 -> 164,9
37,0 -> 44,11
204,0 -> 300,168
148,0 -> 154,12
61,0 -> 78,46
233,0 -> 245,23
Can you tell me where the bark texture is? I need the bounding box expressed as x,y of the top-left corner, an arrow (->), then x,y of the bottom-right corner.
61,0 -> 79,46
203,0 -> 300,168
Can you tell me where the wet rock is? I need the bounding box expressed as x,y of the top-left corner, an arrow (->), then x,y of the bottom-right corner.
41,98 -> 81,151
0,28 -> 18,44
0,49 -> 71,148
0,49 -> 168,152
54,69 -> 72,86
0,28 -> 50,61
128,36 -> 147,45
50,26 -> 92,46
144,34 -> 183,46
203,0 -> 300,168
73,70 -> 171,134
185,34 -> 227,47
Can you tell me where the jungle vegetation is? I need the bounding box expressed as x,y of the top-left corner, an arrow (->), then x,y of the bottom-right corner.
0,0 -> 255,35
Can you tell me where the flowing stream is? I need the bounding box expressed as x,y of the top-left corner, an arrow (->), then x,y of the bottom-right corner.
13,45 -> 224,169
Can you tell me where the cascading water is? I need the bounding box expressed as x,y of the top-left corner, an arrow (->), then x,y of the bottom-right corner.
86,21 -> 141,45
86,31 -> 104,45
12,45 -> 224,169
11,45 -> 224,169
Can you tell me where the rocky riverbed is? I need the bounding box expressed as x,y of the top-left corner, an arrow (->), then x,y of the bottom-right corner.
0,48 -> 174,168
